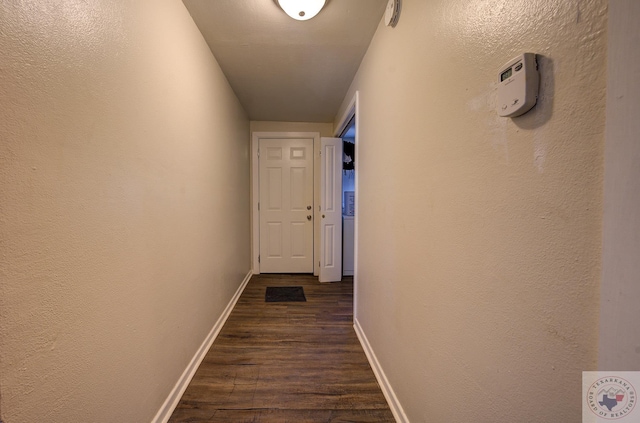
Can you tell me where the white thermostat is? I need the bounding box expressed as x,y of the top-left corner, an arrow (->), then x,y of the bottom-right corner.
497,53 -> 539,117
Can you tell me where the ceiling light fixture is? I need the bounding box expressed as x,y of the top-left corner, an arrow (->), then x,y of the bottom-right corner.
277,0 -> 326,21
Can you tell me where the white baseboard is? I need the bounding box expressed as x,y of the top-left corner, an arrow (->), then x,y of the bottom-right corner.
354,318 -> 409,423
152,270 -> 253,423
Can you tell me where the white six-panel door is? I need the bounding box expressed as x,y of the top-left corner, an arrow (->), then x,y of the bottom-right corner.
319,137 -> 343,282
259,138 -> 314,273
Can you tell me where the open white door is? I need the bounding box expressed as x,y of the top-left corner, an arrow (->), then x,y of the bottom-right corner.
319,137 -> 343,282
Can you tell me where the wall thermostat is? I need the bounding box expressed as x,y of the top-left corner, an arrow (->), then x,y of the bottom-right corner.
497,53 -> 539,117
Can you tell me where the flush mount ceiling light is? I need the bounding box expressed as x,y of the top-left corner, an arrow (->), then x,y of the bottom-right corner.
278,0 -> 326,21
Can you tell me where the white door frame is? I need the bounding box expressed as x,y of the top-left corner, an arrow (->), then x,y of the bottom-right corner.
251,132 -> 321,275
334,91 -> 359,308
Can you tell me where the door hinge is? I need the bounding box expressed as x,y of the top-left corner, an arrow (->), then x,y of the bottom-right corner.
257,149 -> 260,158
258,255 -> 261,263
258,202 -> 260,211
319,261 -> 321,267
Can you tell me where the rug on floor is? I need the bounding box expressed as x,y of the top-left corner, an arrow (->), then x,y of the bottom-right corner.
265,286 -> 306,302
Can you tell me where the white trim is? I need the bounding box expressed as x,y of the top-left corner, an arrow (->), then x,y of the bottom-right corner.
334,92 -> 358,138
251,135 -> 260,274
334,91 -> 359,316
251,132 -> 321,276
152,270 -> 253,423
598,0 -> 640,370
354,318 -> 409,423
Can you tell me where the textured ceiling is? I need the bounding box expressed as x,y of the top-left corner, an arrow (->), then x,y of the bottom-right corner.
182,0 -> 387,122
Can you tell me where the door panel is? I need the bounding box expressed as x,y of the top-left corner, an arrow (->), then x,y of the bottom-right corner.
291,223 -> 306,257
290,167 -> 306,210
324,224 -> 336,267
319,137 -> 343,282
259,138 -> 314,273
266,168 -> 282,210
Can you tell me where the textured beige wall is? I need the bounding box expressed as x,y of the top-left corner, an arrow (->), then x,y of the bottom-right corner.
0,1 -> 250,422
336,0 -> 606,421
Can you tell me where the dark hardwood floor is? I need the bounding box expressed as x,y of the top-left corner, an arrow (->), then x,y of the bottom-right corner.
169,274 -> 395,423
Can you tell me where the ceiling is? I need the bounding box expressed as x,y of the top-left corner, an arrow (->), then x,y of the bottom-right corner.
182,0 -> 387,122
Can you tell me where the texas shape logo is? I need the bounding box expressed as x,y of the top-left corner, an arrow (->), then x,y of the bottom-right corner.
587,376 -> 637,420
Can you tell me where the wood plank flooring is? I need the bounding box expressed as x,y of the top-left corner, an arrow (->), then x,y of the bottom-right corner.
169,274 -> 395,423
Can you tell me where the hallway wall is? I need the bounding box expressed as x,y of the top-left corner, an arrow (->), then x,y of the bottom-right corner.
336,0 -> 607,421
0,1 -> 250,422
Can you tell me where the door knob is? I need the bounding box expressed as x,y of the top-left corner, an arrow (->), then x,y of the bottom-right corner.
307,205 -> 312,210
322,214 -> 325,218
307,215 -> 312,221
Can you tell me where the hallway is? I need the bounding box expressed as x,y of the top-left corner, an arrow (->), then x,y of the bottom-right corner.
169,274 -> 394,422
3,0 -> 639,421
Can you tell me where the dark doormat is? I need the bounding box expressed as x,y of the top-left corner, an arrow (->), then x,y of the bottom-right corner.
265,286 -> 306,302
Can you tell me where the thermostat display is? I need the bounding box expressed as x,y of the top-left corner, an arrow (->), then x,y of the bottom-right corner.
500,68 -> 512,82
497,53 -> 539,117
